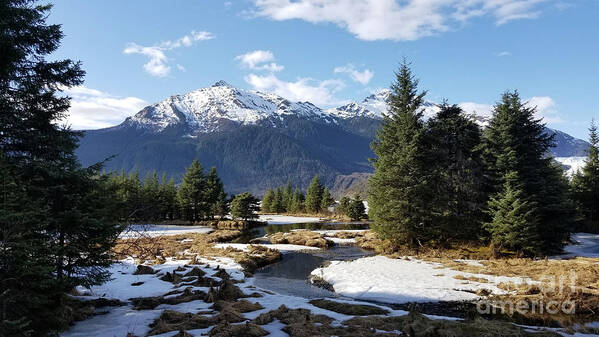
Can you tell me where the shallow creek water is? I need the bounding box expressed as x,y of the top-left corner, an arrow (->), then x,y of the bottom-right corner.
253,244 -> 374,298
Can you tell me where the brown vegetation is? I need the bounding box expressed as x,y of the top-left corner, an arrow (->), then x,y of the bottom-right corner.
308,299 -> 389,315
269,231 -> 333,248
112,231 -> 282,272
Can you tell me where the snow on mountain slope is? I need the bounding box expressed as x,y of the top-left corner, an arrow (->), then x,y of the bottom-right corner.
555,156 -> 587,176
327,89 -> 477,124
113,82 -> 588,161
126,80 -> 328,133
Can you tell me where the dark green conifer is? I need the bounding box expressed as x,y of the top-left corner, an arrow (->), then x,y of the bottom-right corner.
368,60 -> 432,246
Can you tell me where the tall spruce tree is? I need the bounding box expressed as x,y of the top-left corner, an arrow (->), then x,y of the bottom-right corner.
159,174 -> 178,220
368,60 -> 433,246
305,175 -> 324,214
290,188 -> 305,213
483,91 -> 573,255
261,188 -> 275,213
485,172 -> 540,256
177,160 -> 207,221
1,1 -> 120,333
427,103 -> 486,241
571,120 -> 599,232
205,167 -> 225,219
142,171 -> 160,220
320,187 -> 334,212
272,187 -> 284,213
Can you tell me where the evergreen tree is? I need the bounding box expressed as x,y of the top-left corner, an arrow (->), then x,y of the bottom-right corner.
320,187 -> 334,212
282,181 -> 293,211
0,1 -> 120,333
571,120 -> 599,232
347,195 -> 367,221
484,172 -> 540,256
125,170 -> 143,220
205,167 -> 225,219
305,175 -> 324,214
290,188 -> 305,213
159,174 -> 178,220
337,196 -> 351,216
368,60 -> 433,246
483,91 -> 573,255
230,192 -> 260,220
212,191 -> 229,219
272,187 -> 284,213
141,171 -> 159,220
177,160 -> 206,221
426,103 -> 486,241
261,188 -> 275,213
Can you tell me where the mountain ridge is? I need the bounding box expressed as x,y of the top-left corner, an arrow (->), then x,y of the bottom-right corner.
76,81 -> 589,195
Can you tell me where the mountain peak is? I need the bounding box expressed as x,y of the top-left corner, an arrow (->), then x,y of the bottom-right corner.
212,80 -> 232,87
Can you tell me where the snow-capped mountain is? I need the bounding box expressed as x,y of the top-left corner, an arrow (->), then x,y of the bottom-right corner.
124,80 -> 330,134
77,81 -> 589,195
326,89 -> 440,120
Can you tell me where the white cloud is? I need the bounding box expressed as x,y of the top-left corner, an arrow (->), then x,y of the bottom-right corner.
458,102 -> 494,117
62,86 -> 148,130
497,51 -> 512,57
526,96 -> 562,123
235,50 -> 284,72
334,64 -> 373,84
124,30 -> 214,77
245,73 -> 345,106
253,0 -> 547,41
458,95 -> 562,123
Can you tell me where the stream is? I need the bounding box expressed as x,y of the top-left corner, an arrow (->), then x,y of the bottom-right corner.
248,222 -> 599,330
253,244 -> 373,298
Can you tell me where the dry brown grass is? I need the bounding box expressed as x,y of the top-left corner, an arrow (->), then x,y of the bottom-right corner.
308,299 -> 389,315
428,257 -> 599,316
453,274 -> 489,283
331,231 -> 366,239
209,322 -> 268,337
342,312 -> 561,337
131,287 -> 207,310
149,310 -> 217,335
113,231 -> 282,272
268,231 -> 333,248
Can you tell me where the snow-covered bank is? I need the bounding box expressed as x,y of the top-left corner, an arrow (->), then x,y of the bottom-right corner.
213,242 -> 321,253
310,255 -> 530,304
119,224 -> 214,239
562,233 -> 599,258
258,214 -> 323,224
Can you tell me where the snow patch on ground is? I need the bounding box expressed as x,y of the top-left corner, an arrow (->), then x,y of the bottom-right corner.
62,257 -> 245,337
311,256 -> 531,304
213,242 -> 320,253
119,224 -> 214,239
259,214 -> 323,224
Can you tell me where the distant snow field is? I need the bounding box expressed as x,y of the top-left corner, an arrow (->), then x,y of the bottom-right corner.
555,156 -> 587,176
119,224 -> 214,239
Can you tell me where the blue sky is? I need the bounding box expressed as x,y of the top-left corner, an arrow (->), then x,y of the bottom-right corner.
49,0 -> 598,139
